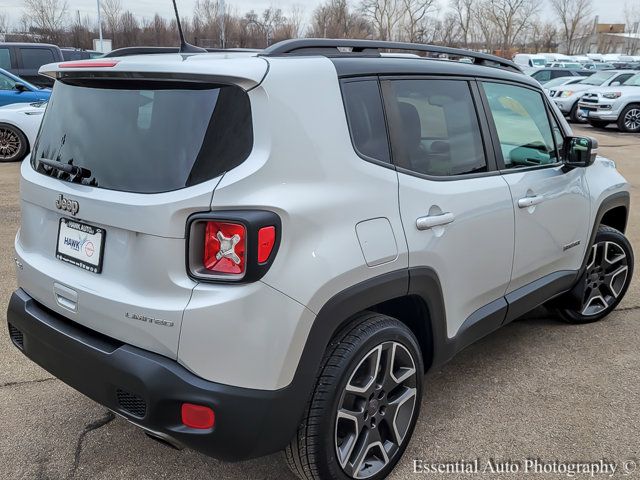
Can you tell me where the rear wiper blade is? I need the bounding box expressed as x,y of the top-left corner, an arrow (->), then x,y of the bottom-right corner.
38,158 -> 92,179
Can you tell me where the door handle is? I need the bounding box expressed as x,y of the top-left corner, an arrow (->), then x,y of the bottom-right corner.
518,195 -> 545,209
416,212 -> 455,230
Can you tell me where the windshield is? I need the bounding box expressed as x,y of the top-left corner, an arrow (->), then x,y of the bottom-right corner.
579,71 -> 616,86
32,80 -> 253,193
543,77 -> 575,88
623,74 -> 640,86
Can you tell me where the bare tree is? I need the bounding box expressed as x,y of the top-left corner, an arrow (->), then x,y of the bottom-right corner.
309,0 -> 371,38
402,0 -> 438,43
362,0 -> 403,40
550,0 -> 592,54
450,0 -> 476,47
23,0 -> 68,41
101,0 -> 121,44
624,1 -> 640,55
482,0 -> 539,53
0,13 -> 9,37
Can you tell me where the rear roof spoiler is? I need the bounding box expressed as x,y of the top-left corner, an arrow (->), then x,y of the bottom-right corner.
261,39 -> 522,73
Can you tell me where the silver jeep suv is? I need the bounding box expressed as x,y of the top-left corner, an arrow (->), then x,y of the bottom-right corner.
7,39 -> 634,480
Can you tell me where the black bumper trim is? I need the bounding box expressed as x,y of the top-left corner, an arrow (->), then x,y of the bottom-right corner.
6,288 -> 304,461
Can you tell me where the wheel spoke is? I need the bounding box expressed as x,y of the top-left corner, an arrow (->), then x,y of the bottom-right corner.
336,408 -> 367,469
604,265 -> 629,299
387,343 -> 417,388
386,387 -> 417,445
586,244 -> 597,270
346,345 -> 382,396
581,286 -> 608,316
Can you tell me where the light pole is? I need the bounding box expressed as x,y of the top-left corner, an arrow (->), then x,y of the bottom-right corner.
96,0 -> 104,52
220,0 -> 226,48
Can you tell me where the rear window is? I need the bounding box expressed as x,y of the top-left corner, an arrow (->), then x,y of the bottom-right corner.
32,80 -> 253,193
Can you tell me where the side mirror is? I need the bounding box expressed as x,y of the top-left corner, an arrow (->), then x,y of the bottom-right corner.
14,82 -> 28,93
610,81 -> 621,86
564,136 -> 598,168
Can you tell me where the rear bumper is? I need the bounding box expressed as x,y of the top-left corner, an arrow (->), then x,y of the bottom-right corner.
6,288 -> 304,462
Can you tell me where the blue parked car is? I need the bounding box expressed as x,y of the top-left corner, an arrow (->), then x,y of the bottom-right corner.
0,68 -> 50,107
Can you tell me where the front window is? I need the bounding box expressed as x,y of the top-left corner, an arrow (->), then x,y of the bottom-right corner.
32,80 -> 253,193
579,71 -> 615,86
531,58 -> 546,66
0,71 -> 17,91
482,82 -> 559,169
623,74 -> 640,86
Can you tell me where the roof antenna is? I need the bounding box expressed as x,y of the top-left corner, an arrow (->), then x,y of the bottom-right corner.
171,0 -> 206,53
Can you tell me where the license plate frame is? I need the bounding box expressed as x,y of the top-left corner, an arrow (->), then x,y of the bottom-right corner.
56,218 -> 106,274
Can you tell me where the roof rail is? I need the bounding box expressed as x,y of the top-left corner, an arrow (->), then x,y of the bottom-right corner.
104,46 -> 261,58
261,38 -> 522,73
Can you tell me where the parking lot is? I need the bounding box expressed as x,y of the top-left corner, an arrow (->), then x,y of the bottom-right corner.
0,125 -> 638,480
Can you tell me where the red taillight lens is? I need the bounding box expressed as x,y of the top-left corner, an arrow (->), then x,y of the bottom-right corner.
203,222 -> 246,275
181,403 -> 215,429
257,226 -> 276,263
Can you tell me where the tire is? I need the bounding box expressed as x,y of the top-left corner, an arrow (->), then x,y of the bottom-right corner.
0,123 -> 28,162
587,119 -> 610,129
569,103 -> 585,123
556,226 -> 634,324
285,312 -> 424,480
617,104 -> 640,133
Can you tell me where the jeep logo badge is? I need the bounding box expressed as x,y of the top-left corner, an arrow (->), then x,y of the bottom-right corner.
55,194 -> 79,216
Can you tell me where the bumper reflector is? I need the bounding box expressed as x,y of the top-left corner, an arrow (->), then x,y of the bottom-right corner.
181,403 -> 215,429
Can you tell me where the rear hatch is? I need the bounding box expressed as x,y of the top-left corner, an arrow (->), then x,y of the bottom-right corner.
15,55 -> 265,358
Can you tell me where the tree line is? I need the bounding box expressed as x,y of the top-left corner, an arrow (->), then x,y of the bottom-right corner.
1,0 -> 639,56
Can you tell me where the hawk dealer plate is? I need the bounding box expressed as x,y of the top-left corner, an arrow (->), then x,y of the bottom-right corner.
56,218 -> 106,274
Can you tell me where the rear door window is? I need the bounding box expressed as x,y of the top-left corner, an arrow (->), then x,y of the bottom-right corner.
33,80 -> 253,193
20,48 -> 55,69
383,79 -> 487,177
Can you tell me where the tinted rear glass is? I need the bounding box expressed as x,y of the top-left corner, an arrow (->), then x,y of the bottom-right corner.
20,48 -> 55,69
32,80 -> 253,193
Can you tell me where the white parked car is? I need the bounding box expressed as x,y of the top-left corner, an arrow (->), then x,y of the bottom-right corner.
548,70 -> 638,122
578,72 -> 640,132
0,101 -> 45,162
513,53 -> 547,68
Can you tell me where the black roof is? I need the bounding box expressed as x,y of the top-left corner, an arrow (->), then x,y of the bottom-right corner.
330,56 -> 540,87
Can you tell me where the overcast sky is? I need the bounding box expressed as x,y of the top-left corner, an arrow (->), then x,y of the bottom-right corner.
0,0 -> 632,27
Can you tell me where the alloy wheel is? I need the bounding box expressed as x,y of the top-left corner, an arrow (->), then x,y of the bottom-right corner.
581,240 -> 629,317
624,108 -> 640,131
0,127 -> 21,161
335,341 -> 417,479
